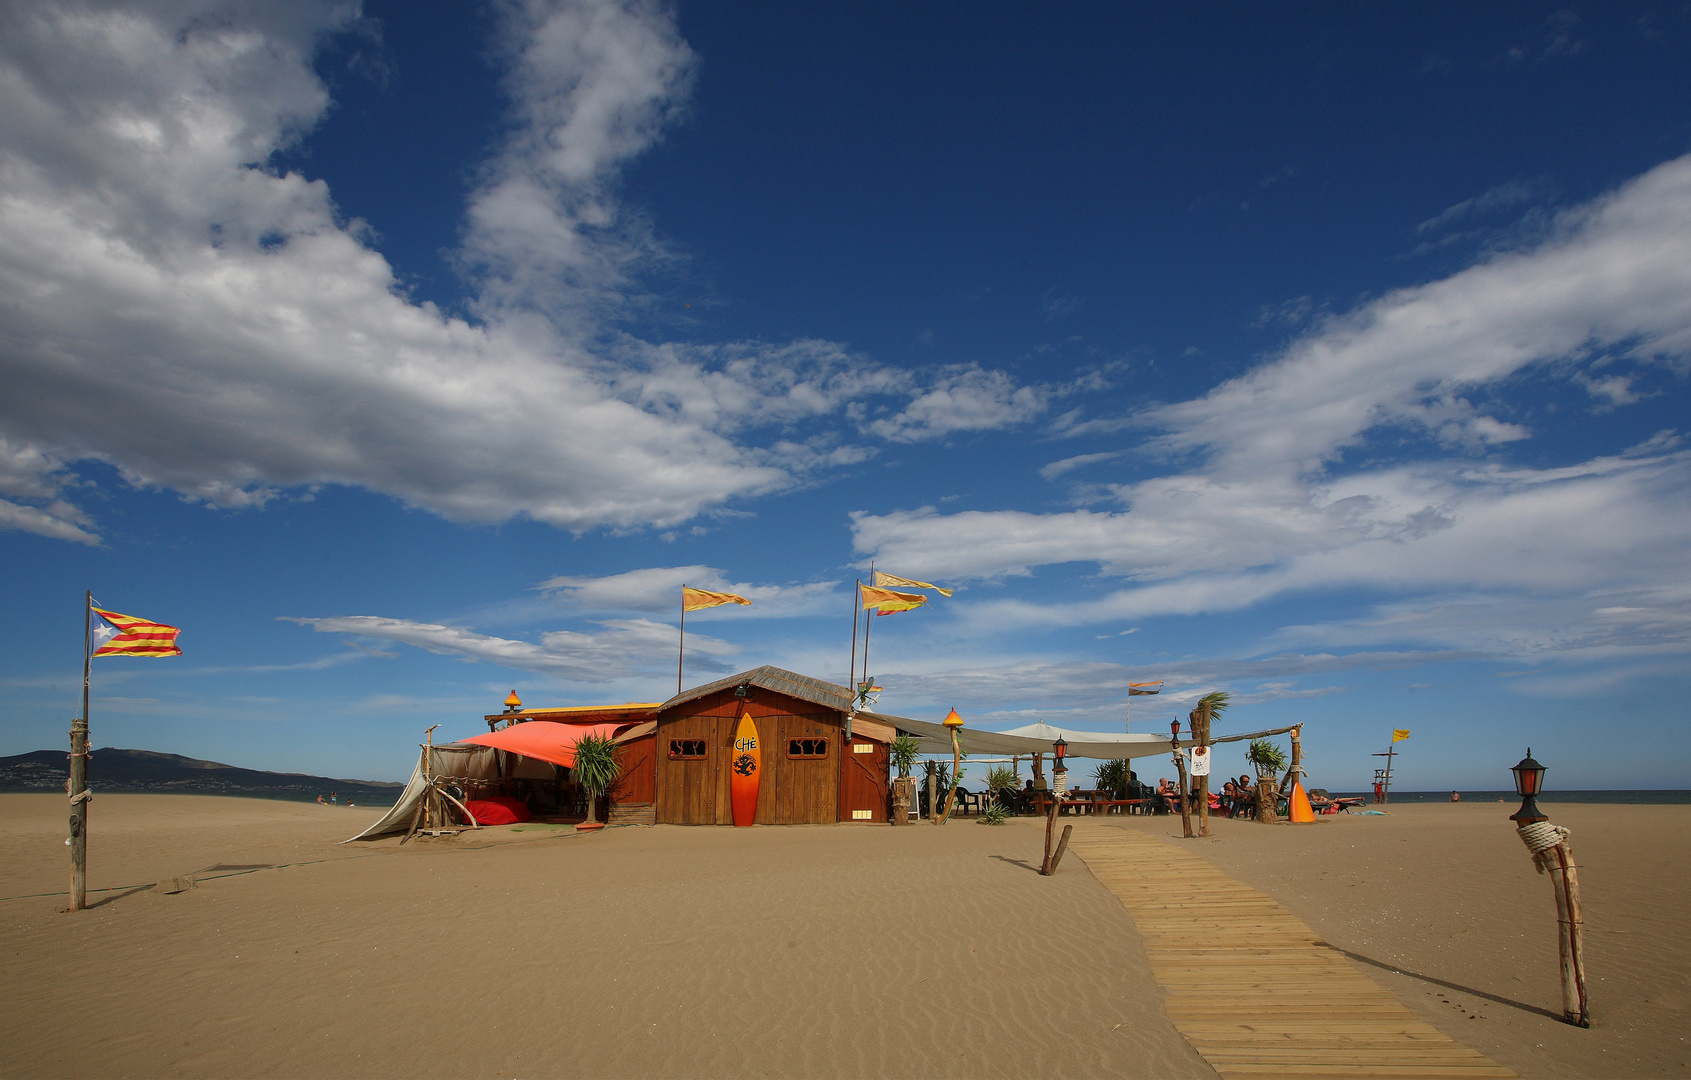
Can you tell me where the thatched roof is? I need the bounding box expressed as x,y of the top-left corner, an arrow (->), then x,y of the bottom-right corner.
659,665 -> 853,714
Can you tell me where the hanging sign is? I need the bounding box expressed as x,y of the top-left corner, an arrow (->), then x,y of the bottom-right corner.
1190,746 -> 1211,777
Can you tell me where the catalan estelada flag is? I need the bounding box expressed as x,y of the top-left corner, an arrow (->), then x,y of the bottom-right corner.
872,571 -> 953,597
682,587 -> 751,611
861,585 -> 928,615
1392,729 -> 1411,742
91,608 -> 182,658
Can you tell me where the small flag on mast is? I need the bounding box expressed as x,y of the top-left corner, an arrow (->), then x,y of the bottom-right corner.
1392,729 -> 1411,742
682,587 -> 751,611
860,585 -> 928,615
1128,681 -> 1163,696
871,571 -> 953,598
90,608 -> 182,658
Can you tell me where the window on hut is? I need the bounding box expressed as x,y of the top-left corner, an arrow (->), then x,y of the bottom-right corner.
668,739 -> 707,759
788,737 -> 829,758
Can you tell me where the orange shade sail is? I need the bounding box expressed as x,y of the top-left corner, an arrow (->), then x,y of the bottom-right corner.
460,721 -> 630,769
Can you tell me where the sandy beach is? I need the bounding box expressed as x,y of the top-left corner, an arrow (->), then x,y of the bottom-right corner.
1,794 -> 1685,1079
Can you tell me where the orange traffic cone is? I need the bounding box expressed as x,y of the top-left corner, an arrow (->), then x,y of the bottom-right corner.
1289,779 -> 1316,823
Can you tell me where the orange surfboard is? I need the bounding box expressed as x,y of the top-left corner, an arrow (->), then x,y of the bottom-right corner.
729,710 -> 761,826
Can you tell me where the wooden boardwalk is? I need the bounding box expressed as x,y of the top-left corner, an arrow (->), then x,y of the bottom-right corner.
1068,825 -> 1515,1079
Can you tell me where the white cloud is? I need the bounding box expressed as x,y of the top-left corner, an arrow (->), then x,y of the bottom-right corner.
283,612 -> 735,680
868,366 -> 1048,442
536,564 -> 840,615
1039,451 -> 1121,482
852,156 -> 1691,663
0,0 -> 999,543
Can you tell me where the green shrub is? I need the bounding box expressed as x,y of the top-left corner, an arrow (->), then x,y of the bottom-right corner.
978,801 -> 1009,825
888,735 -> 920,778
1246,738 -> 1287,779
1093,758 -> 1129,797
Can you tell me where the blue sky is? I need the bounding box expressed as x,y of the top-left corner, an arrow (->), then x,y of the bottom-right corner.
2,1 -> 1688,790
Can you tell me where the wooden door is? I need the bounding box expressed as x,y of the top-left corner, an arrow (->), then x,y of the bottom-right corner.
839,735 -> 889,822
656,713 -> 720,824
775,713 -> 837,824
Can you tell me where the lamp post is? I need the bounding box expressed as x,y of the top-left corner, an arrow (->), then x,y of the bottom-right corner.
937,707 -> 965,823
1041,735 -> 1073,876
1509,750 -> 1589,1028
1509,748 -> 1547,825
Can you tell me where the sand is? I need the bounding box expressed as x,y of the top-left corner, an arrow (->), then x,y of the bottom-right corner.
0,794 -> 1685,1079
1111,802 -> 1691,1079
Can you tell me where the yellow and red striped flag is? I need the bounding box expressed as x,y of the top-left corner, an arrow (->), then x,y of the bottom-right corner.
860,585 -> 928,615
682,587 -> 751,612
872,571 -> 953,597
91,608 -> 182,658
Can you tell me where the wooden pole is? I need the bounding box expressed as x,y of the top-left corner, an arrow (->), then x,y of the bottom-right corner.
423,725 -> 439,830
1521,822 -> 1591,1027
1040,794 -> 1060,872
926,762 -> 938,825
676,587 -> 686,696
1280,724 -> 1303,795
1171,723 -> 1193,839
938,727 -> 962,823
848,579 -> 860,703
1193,705 -> 1211,837
70,589 -> 92,911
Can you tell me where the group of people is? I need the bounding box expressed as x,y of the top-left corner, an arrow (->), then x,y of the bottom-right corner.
1154,774 -> 1262,817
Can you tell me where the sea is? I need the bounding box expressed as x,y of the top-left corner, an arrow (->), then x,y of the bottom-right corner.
1332,790 -> 1691,805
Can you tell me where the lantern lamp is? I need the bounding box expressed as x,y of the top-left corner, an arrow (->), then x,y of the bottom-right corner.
943,707 -> 963,728
1509,748 -> 1547,825
1053,735 -> 1068,770
504,690 -> 522,713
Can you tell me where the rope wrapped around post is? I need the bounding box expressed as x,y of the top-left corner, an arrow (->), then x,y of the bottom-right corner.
1517,819 -> 1590,1028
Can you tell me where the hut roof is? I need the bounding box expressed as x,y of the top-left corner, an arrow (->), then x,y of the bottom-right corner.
660,666 -> 852,714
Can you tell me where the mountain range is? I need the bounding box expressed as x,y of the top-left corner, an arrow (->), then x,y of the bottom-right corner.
0,747 -> 403,804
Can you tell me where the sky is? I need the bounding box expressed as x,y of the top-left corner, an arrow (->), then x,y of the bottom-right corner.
2,1 -> 1689,790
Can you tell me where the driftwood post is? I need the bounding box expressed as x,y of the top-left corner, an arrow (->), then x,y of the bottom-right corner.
423,725 -> 440,830
1040,795 -> 1071,875
1519,820 -> 1590,1027
1170,721 -> 1193,838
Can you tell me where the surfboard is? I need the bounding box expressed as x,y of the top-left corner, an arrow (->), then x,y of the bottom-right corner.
729,710 -> 761,826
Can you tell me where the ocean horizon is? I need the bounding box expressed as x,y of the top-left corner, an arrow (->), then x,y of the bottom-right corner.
1332,789 -> 1691,805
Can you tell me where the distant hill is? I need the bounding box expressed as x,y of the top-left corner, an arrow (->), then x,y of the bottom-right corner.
0,747 -> 404,805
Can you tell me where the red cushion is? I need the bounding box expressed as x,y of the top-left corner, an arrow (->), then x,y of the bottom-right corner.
463,796 -> 532,825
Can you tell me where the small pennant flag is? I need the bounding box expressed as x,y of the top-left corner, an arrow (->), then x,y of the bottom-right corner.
872,571 -> 953,598
860,585 -> 928,615
1129,681 -> 1163,696
91,608 -> 182,658
1392,729 -> 1411,742
682,587 -> 751,612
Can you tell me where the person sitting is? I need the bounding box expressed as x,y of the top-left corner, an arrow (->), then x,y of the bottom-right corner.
1156,777 -> 1179,814
1220,781 -> 1239,817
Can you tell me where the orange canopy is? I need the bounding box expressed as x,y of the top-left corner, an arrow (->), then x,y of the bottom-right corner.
460,721 -> 629,769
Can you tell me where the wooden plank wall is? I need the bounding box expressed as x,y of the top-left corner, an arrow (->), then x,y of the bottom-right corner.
838,734 -> 889,822
655,689 -> 846,825
608,733 -> 655,806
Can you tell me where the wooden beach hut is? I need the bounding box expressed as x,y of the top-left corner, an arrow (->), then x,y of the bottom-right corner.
653,666 -> 894,825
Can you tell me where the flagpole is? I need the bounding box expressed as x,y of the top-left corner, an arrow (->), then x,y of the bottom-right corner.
70,590 -> 91,911
677,586 -> 686,697
860,561 -> 875,702
848,579 -> 860,703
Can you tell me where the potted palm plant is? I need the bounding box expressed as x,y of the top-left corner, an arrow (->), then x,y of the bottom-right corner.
572,733 -> 621,830
1245,737 -> 1288,824
888,735 -> 920,824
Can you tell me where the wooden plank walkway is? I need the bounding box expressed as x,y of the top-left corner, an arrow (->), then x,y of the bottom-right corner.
1068,825 -> 1515,1080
